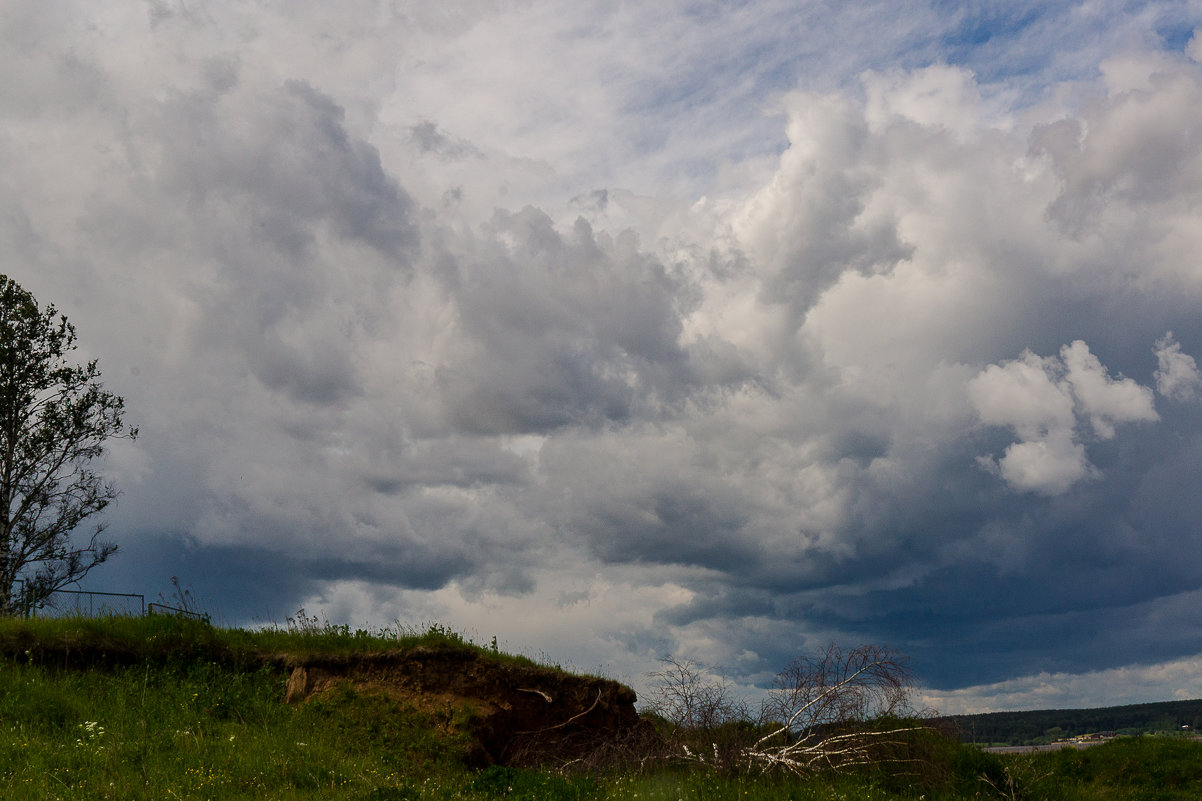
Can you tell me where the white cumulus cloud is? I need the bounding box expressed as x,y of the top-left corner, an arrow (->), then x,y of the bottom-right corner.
970,341 -> 1157,494
1061,339 -> 1158,439
1154,332 -> 1202,401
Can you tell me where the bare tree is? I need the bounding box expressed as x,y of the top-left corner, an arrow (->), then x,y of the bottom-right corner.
747,643 -> 926,775
645,656 -> 748,733
648,644 -> 931,777
0,275 -> 137,616
643,656 -> 751,772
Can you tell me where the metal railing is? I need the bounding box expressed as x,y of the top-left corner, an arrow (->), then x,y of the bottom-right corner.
6,584 -> 210,620
18,587 -> 146,618
146,602 -> 205,621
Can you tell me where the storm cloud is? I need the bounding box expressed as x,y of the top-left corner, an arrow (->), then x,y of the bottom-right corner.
5,1 -> 1202,712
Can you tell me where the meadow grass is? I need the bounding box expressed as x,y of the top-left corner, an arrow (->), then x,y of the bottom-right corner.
2,614 -> 1201,800
1,633 -> 476,800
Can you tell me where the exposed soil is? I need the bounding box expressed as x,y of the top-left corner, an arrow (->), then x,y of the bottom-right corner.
272,647 -> 648,767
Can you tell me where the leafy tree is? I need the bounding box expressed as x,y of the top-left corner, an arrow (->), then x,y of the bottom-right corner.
0,275 -> 136,616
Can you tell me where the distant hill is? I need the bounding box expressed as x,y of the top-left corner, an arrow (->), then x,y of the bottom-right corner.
937,699 -> 1202,745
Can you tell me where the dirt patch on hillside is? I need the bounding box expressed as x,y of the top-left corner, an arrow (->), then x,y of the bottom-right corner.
273,647 -> 649,767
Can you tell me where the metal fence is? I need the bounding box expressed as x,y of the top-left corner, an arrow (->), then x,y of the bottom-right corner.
7,583 -> 211,620
16,584 -> 146,618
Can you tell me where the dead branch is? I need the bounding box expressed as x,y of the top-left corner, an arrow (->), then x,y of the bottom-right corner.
647,643 -> 930,777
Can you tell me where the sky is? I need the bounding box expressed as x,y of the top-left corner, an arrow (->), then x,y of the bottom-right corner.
4,0 -> 1202,715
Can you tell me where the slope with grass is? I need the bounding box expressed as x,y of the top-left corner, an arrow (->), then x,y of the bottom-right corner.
0,615 -> 644,759
4,615 -> 1202,800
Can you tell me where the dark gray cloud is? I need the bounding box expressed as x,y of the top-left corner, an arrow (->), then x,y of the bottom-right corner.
409,121 -> 482,160
427,209 -> 693,433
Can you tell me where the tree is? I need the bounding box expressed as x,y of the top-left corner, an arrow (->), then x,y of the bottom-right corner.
645,656 -> 748,735
644,656 -> 752,772
0,275 -> 136,616
648,643 -> 930,776
749,643 -> 924,774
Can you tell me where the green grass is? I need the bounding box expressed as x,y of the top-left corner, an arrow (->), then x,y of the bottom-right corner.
0,615 -> 491,800
0,612 -> 542,668
2,615 -> 1201,800
1003,737 -> 1202,801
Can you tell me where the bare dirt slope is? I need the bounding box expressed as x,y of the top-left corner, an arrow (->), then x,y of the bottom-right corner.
276,646 -> 646,767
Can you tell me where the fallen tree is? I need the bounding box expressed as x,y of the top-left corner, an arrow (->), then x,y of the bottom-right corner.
646,644 -> 932,776
749,643 -> 927,775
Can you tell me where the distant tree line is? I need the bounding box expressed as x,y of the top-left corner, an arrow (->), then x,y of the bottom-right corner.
938,699 -> 1202,745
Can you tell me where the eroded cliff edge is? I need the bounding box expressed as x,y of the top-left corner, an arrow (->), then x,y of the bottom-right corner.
275,646 -> 646,767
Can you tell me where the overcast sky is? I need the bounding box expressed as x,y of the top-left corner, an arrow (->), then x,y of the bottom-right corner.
6,0 -> 1202,714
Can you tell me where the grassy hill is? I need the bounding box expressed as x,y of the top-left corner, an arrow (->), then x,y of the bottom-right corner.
0,613 -> 641,799
3,614 -> 1202,800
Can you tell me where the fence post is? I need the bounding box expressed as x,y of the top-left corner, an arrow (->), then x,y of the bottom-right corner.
13,579 -> 28,618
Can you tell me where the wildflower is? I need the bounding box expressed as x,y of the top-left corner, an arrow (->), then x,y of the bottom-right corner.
78,722 -> 104,738
75,721 -> 106,749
